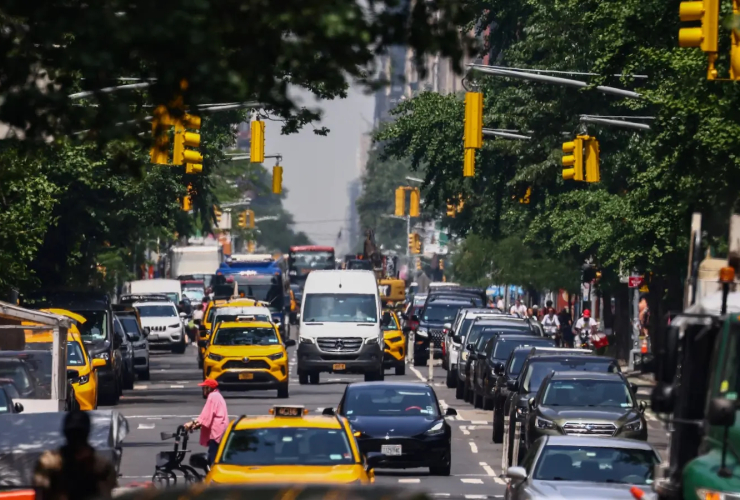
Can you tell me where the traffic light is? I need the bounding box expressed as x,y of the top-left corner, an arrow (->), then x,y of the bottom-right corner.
395,187 -> 405,216
562,137 -> 584,181
463,148 -> 475,178
457,199 -> 464,213
214,206 -> 222,228
250,120 -> 265,163
582,264 -> 597,282
679,0 -> 719,79
182,185 -> 193,212
463,92 -> 483,178
414,234 -> 422,254
408,233 -> 415,252
409,188 -> 420,217
731,0 -> 740,80
150,105 -> 172,165
173,114 -> 202,174
446,202 -> 456,217
246,209 -> 255,229
238,211 -> 247,228
585,137 -> 600,183
519,186 -> 532,204
272,165 -> 283,194
247,241 -> 255,253
439,259 -> 444,270
416,259 -> 421,270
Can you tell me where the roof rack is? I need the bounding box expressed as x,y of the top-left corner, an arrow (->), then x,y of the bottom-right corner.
270,405 -> 309,417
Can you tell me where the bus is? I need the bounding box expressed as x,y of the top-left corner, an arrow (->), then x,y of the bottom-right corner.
215,254 -> 292,338
288,246 -> 336,286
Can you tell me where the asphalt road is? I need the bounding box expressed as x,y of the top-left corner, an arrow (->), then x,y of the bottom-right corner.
109,342 -> 669,499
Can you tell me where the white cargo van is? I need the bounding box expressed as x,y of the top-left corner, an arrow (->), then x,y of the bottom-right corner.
123,279 -> 182,304
298,270 -> 386,384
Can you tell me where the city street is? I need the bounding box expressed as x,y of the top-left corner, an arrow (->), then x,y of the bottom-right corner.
112,342 -> 669,498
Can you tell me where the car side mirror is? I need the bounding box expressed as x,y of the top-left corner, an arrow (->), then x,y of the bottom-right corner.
322,407 -> 335,416
528,397 -> 536,409
401,313 -> 408,321
443,323 -> 452,330
189,453 -> 209,470
381,312 -> 391,327
92,358 -> 106,369
494,362 -> 504,375
452,335 -> 462,344
67,369 -> 80,380
630,383 -> 639,395
14,402 -> 23,413
639,400 -> 647,413
142,327 -> 151,337
113,334 -> 122,348
707,397 -> 736,427
445,407 -> 457,416
284,339 -> 296,348
179,312 -> 187,319
198,324 -> 206,333
507,380 -> 519,391
466,343 -> 474,351
198,340 -> 208,348
411,315 -> 419,322
506,466 -> 528,481
365,451 -> 384,471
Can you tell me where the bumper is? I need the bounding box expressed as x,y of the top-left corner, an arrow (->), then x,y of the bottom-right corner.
356,436 -> 450,469
204,356 -> 289,389
97,365 -> 117,393
210,370 -> 286,391
134,354 -> 149,372
297,342 -> 382,374
383,337 -> 406,366
147,332 -> 184,348
73,378 -> 97,411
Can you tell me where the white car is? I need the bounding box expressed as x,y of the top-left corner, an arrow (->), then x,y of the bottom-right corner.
444,308 -> 505,388
133,301 -> 187,354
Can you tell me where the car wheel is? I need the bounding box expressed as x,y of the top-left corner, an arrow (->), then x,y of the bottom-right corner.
172,342 -> 187,354
442,357 -> 448,371
474,390 -> 483,409
446,369 -> 457,389
483,394 -> 494,411
455,382 -> 464,400
429,462 -> 451,476
298,371 -> 309,385
413,356 -> 425,367
139,367 -> 150,381
277,382 -> 289,399
464,383 -> 472,403
309,372 -> 320,385
124,373 -> 134,390
376,368 -> 385,381
492,411 -> 504,443
395,364 -> 406,376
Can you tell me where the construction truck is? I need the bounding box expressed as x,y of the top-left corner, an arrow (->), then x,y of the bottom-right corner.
650,213 -> 740,500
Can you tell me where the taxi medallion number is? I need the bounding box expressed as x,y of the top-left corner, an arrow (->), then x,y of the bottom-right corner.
381,444 -> 402,456
333,363 -> 346,371
238,372 -> 254,380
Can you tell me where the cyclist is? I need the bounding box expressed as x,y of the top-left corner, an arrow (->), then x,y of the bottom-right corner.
573,309 -> 596,348
541,307 -> 560,343
509,298 -> 527,318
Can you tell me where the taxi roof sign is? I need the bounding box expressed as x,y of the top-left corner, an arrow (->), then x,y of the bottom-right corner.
269,405 -> 309,417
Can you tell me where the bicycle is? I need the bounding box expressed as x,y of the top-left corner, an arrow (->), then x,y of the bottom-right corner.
152,425 -> 210,487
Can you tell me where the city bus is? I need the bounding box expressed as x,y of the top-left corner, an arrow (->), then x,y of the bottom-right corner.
287,246 -> 336,286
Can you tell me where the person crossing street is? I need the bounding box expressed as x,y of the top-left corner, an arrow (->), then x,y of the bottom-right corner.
184,379 -> 229,465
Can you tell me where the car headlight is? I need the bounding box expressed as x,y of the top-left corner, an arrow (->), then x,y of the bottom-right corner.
697,489 -> 734,500
425,420 -> 445,436
416,328 -> 428,338
169,324 -> 181,329
516,407 -> 528,418
461,351 -> 469,361
535,416 -> 555,429
365,337 -> 379,345
623,418 -> 643,432
94,352 -> 109,361
76,374 -> 90,385
299,336 -> 314,344
268,352 -> 284,360
207,353 -> 224,361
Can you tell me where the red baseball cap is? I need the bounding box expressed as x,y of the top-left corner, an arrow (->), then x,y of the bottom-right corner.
583,309 -> 591,318
198,379 -> 218,389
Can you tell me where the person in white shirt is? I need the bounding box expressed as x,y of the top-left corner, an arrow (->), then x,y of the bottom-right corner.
542,307 -> 560,341
496,297 -> 505,310
509,298 -> 528,318
573,309 -> 595,346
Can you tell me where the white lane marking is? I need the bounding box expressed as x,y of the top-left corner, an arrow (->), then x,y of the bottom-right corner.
456,415 -> 464,421
469,441 -> 478,453
133,385 -> 148,390
409,365 -> 426,381
429,494 -> 451,497
460,426 -> 470,436
439,399 -> 448,409
461,478 -> 484,484
170,385 -> 184,389
398,478 -> 420,483
465,495 -> 487,499
125,414 -> 239,419
480,462 -> 495,476
472,421 -> 488,425
146,417 -> 162,420
137,423 -> 155,430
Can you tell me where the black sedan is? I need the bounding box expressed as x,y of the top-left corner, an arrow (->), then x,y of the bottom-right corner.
336,381 -> 457,475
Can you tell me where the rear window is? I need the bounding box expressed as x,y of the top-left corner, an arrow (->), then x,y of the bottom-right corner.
492,338 -> 554,361
523,359 -> 615,392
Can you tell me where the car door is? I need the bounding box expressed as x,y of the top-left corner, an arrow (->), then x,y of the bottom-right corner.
113,318 -> 132,376
479,338 -> 497,392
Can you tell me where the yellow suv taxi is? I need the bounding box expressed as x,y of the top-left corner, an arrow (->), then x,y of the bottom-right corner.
203,319 -> 295,398
382,310 -> 406,376
206,405 -> 379,485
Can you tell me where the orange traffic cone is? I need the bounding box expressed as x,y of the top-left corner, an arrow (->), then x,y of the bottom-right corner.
640,337 -> 648,354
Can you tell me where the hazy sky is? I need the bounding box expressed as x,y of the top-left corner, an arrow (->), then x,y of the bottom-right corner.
265,85 -> 375,252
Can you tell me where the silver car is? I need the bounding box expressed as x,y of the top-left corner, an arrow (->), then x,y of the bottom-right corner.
505,435 -> 660,500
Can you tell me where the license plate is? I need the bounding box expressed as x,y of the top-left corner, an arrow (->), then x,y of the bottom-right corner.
333,363 -> 346,371
238,372 -> 254,380
381,444 -> 402,456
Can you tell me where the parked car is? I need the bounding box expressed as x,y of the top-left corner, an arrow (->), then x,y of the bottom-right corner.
115,308 -> 150,381
413,297 -> 475,365
0,383 -> 24,414
113,316 -> 135,390
443,307 -> 503,381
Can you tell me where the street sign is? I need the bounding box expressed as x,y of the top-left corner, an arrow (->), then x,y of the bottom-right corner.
628,276 -> 644,288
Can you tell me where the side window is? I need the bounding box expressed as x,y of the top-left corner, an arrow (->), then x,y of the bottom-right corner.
485,339 -> 496,356
520,440 -> 540,473
114,319 -> 126,340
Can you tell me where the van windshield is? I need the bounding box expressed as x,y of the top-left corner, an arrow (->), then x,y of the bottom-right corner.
303,294 -> 377,323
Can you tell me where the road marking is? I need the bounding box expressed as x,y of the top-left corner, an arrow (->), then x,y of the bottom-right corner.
455,414 -> 464,421
479,462 -> 495,476
428,494 -> 451,497
170,385 -> 184,389
146,417 -> 162,420
137,424 -> 155,430
409,365 -> 426,381
133,385 -> 148,390
439,399 -> 448,409
460,426 -> 470,436
461,478 -> 484,484
124,414 -> 239,419
469,441 -> 478,453
465,495 -> 487,499
472,421 -> 488,425
398,478 -> 420,483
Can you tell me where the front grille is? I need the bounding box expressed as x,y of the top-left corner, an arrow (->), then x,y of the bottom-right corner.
216,371 -> 276,383
223,359 -> 270,370
150,326 -> 167,332
429,329 -> 444,347
317,337 -> 363,353
562,422 -> 616,436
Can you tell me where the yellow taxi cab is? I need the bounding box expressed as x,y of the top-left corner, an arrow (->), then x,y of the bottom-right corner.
28,309 -> 106,410
199,298 -> 271,368
202,319 -> 295,398
205,405 -> 379,485
381,310 -> 406,376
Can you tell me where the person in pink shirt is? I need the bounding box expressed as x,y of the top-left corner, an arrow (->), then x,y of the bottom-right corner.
184,379 -> 229,465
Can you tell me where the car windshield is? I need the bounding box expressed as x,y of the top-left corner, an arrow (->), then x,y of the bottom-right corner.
291,251 -> 335,271
67,342 -> 86,366
533,445 -> 659,485
220,428 -> 355,466
0,383 -> 20,400
71,310 -> 108,342
492,339 -> 554,361
523,360 -> 613,392
413,295 -> 427,306
119,317 -> 142,340
457,318 -> 474,341
343,386 -> 439,417
303,294 -> 378,323
382,314 -> 400,331
423,304 -> 465,322
507,350 -> 532,376
213,327 -> 279,346
182,289 -> 205,302
542,379 -> 634,407
468,324 -> 524,348
474,331 -> 499,352
136,305 -> 178,318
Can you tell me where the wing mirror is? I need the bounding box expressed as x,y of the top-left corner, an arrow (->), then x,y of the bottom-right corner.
365,451 -> 384,471
189,453 -> 209,471
528,397 -> 536,410
707,397 -> 736,427
92,358 -> 106,369
284,339 -> 296,348
14,402 -> 23,413
465,343 -> 474,351
381,312 -> 392,327
451,335 -> 462,344
443,323 -> 452,330
66,369 -> 80,380
638,400 -> 647,413
411,315 -> 419,322
494,362 -> 504,375
507,380 -> 519,391
630,383 -> 639,395
445,407 -> 457,416
506,466 -> 528,481
142,327 -> 151,337
179,312 -> 188,319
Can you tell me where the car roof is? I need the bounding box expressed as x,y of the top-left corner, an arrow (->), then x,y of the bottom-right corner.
528,353 -> 612,362
543,435 -> 657,450
426,299 -> 475,306
473,317 -> 529,325
347,381 -> 433,390
463,308 -> 501,315
133,301 -> 174,307
495,334 -> 550,341
233,415 -> 344,430
549,370 -> 624,381
216,321 -> 275,329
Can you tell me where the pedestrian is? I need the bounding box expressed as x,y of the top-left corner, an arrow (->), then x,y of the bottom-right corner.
638,294 -> 649,337
33,411 -> 117,500
510,298 -> 527,318
558,307 -> 573,347
185,379 -> 229,465
496,295 -> 505,310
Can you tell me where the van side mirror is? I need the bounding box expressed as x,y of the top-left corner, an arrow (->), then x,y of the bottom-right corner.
494,362 -> 504,374
322,407 -> 335,416
707,398 -> 736,427
445,407 -> 457,416
67,369 -> 80,380
381,312 -> 391,326
507,380 -> 519,391
630,383 -> 639,395
365,451 -> 384,471
142,327 -> 151,337
284,339 -> 296,348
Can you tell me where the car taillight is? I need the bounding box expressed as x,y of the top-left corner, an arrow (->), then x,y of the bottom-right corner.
441,342 -> 446,356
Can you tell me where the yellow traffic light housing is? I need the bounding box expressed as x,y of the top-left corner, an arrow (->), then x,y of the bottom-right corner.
174,114 -> 202,174
446,202 -> 456,217
439,259 -> 444,270
464,92 -> 483,149
182,184 -> 194,212
214,206 -> 222,228
250,121 -> 265,163
409,188 -> 420,217
732,0 -> 740,80
408,233 -> 415,252
247,241 -> 256,253
416,259 -> 421,270
519,186 -> 532,204
562,137 -> 584,181
414,236 -> 421,254
463,148 -> 475,178
395,187 -> 405,216
247,209 -> 255,229
238,211 -> 247,228
679,0 -> 719,79
585,137 -> 600,183
150,105 -> 172,165
272,165 -> 283,194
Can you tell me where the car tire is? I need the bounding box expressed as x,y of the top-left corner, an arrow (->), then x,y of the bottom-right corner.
139,367 -> 150,381
464,383 -> 472,403
455,382 -> 464,400
309,372 -> 320,385
483,395 -> 494,411
395,364 -> 406,376
473,391 -> 482,409
277,382 -> 289,399
376,368 -> 385,381
413,356 -> 425,367
492,410 -> 504,443
298,371 -> 309,385
442,357 -> 448,371
430,462 -> 451,476
197,356 -> 203,370
124,371 -> 134,390
446,369 -> 457,389
172,341 -> 187,354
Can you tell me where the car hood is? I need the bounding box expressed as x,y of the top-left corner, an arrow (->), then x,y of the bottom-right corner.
208,344 -> 284,358
139,317 -> 182,327
209,464 -> 364,484
530,481 -> 656,500
346,415 -> 440,437
539,406 -> 641,424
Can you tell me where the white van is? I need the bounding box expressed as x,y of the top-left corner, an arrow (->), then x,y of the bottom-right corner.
298,270 -> 385,384
123,279 -> 182,304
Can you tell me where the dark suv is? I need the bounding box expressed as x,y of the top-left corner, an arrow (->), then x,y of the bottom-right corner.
413,297 -> 474,365
503,350 -> 620,467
